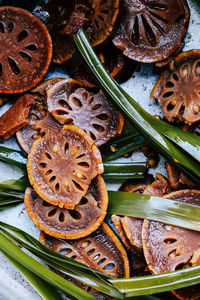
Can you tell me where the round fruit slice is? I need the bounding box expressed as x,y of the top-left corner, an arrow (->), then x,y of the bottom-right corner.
27,125 -> 104,209
40,222 -> 130,278
151,50 -> 200,124
0,6 -> 52,93
142,189 -> 200,275
47,79 -> 123,146
113,0 -> 190,63
25,175 -> 108,239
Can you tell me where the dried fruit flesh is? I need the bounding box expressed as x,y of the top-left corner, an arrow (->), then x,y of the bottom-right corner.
166,162 -> 195,190
47,80 -> 124,146
31,78 -> 64,96
121,216 -> 143,252
27,125 -> 104,209
0,94 -> 35,140
86,0 -> 120,47
25,175 -> 108,239
142,190 -> 200,275
151,50 -> 200,124
0,6 -> 52,93
113,0 -> 190,63
40,222 -> 130,278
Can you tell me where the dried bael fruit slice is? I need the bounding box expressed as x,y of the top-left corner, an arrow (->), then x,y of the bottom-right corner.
142,190 -> 200,300
47,80 -> 123,146
113,0 -> 190,63
166,162 -> 195,190
27,125 -> 104,209
31,78 -> 64,96
0,6 -> 52,93
25,175 -> 108,239
40,222 -> 130,278
151,50 -> 200,124
0,94 -> 35,140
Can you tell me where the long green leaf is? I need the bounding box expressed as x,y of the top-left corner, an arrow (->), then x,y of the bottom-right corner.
0,146 -> 27,171
0,198 -> 23,206
0,203 -> 22,211
0,222 -> 123,299
0,230 -> 98,300
103,162 -> 146,179
110,265 -> 200,297
0,176 -> 29,192
108,191 -> 200,231
2,251 -> 63,300
73,29 -> 200,185
0,190 -> 24,199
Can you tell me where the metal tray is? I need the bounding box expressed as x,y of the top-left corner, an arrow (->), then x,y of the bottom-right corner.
0,0 -> 200,298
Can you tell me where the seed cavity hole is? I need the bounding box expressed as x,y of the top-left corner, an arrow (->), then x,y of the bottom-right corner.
96,113 -> 109,120
0,22 -> 5,33
103,263 -> 115,270
49,176 -> 56,183
48,208 -> 57,217
25,44 -> 38,51
42,200 -> 51,207
93,124 -> 105,132
39,162 -> 47,168
87,248 -> 95,256
77,161 -> 89,168
58,99 -> 72,110
68,209 -> 82,220
19,51 -> 32,62
59,248 -> 72,255
8,22 -> 14,33
8,57 -> 20,74
79,197 -> 88,205
97,258 -> 106,265
59,211 -> 65,222
72,97 -> 82,108
65,142 -> 69,153
164,238 -> 177,244
45,152 -> 52,160
72,180 -> 84,191
17,30 -> 28,42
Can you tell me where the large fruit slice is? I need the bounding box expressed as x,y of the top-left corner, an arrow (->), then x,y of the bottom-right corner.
151,50 -> 200,124
40,222 -> 130,278
0,6 -> 52,93
25,175 -> 108,239
47,79 -> 123,146
27,125 -> 104,209
113,0 -> 190,63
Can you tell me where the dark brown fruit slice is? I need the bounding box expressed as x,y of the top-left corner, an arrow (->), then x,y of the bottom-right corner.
86,0 -> 120,47
0,6 -> 52,93
25,175 -> 108,239
121,216 -> 143,253
47,80 -> 124,146
17,78 -> 63,153
166,162 -> 195,190
143,173 -> 171,196
119,175 -> 154,193
0,94 -> 35,140
113,0 -> 190,63
142,190 -> 200,300
27,125 -> 104,209
151,50 -> 200,124
40,222 -> 130,278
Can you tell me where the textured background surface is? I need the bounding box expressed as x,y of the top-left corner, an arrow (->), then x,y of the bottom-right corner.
0,1 -> 200,298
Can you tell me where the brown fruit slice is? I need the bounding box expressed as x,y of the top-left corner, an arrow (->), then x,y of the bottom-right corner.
142,190 -> 200,274
166,162 -> 195,190
17,78 -> 63,153
151,50 -> 200,124
40,222 -> 130,278
86,0 -> 120,47
25,175 -> 108,239
113,0 -> 190,63
0,94 -> 35,140
27,125 -> 104,209
0,6 -> 52,93
47,80 -> 123,146
121,216 -> 143,253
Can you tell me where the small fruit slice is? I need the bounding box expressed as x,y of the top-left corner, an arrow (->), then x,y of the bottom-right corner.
0,94 -> 35,140
113,0 -> 190,63
166,162 -> 195,190
47,79 -> 123,146
27,125 -> 104,209
40,222 -> 130,278
25,175 -> 108,239
151,50 -> 200,124
0,6 -> 52,93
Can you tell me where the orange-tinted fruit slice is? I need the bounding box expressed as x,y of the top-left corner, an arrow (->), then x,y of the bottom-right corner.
47,79 -> 123,146
27,125 -> 104,209
0,6 -> 52,93
40,222 -> 130,278
25,175 -> 108,239
151,50 -> 200,124
113,0 -> 190,63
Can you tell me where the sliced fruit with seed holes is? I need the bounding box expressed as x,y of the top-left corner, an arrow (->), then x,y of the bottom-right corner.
113,0 -> 190,63
40,222 -> 130,278
0,6 -> 52,93
142,190 -> 200,299
27,125 -> 104,209
47,80 -> 123,146
151,50 -> 200,124
0,94 -> 35,140
31,77 -> 64,96
25,175 -> 108,239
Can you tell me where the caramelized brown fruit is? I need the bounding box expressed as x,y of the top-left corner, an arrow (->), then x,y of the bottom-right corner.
0,94 -> 35,140
166,162 -> 195,190
27,125 -> 104,209
17,78 -> 63,153
47,79 -> 124,146
151,50 -> 200,124
0,6 -> 52,93
25,175 -> 108,239
142,190 -> 200,274
40,222 -> 130,278
113,0 -> 190,63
